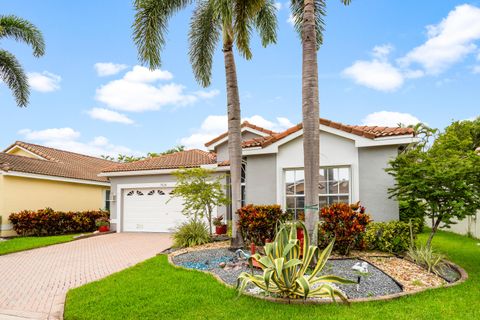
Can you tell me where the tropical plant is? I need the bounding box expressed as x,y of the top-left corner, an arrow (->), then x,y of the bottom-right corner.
289,0 -> 352,245
132,0 -> 278,248
171,168 -> 229,235
387,118 -> 480,249
0,15 -> 45,107
237,221 -> 354,301
213,215 -> 225,227
407,245 -> 447,276
173,219 -> 211,248
237,204 -> 289,245
318,202 -> 370,255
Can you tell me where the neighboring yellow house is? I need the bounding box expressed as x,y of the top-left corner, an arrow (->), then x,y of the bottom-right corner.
0,141 -> 114,236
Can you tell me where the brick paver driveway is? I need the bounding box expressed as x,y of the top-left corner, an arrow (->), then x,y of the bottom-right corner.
0,233 -> 172,320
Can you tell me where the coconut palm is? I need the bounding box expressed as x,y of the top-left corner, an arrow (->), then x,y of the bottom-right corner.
0,15 -> 45,107
133,0 -> 277,247
289,0 -> 351,245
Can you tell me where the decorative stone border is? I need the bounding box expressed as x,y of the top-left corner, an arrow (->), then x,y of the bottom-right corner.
167,247 -> 468,304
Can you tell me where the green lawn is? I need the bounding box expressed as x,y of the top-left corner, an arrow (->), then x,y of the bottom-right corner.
0,234 -> 82,255
65,231 -> 480,320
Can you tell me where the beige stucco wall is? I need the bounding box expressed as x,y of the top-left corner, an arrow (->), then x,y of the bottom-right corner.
0,175 -> 109,236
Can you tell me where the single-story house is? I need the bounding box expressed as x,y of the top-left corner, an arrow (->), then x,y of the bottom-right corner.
0,141 -> 113,236
101,118 -> 417,233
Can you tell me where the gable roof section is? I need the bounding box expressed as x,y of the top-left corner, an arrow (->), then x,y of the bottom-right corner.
241,118 -> 415,148
204,121 -> 277,147
102,149 -> 217,173
1,141 -> 115,183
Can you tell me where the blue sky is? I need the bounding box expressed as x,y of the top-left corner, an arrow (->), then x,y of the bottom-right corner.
1,0 -> 479,156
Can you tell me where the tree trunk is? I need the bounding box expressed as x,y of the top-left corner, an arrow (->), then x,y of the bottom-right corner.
301,0 -> 320,246
426,216 -> 442,249
223,41 -> 244,248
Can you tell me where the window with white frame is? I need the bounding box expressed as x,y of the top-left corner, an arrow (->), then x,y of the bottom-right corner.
285,167 -> 350,217
104,190 -> 111,211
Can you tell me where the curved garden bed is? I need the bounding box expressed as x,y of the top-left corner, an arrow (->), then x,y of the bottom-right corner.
168,241 -> 468,304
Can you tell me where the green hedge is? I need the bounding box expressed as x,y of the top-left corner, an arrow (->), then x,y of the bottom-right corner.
365,220 -> 414,254
9,208 -> 109,236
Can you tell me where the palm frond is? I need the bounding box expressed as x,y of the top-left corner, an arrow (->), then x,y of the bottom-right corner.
290,0 -> 326,50
189,0 -> 221,87
0,15 -> 45,57
0,49 -> 29,107
254,0 -> 278,47
132,0 -> 192,69
232,0 -> 255,59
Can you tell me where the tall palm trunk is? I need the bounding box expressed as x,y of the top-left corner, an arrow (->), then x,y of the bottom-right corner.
223,41 -> 244,248
302,0 -> 320,246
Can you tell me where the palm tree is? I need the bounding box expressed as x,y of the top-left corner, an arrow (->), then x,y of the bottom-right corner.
133,0 -> 277,247
0,15 -> 45,107
289,0 -> 351,245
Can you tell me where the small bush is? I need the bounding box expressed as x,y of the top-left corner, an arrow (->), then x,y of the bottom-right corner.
365,221 -> 413,254
237,204 -> 289,245
173,220 -> 211,248
9,208 -> 108,236
399,200 -> 425,233
318,203 -> 371,255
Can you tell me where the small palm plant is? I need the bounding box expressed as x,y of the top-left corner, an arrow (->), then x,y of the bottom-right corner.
237,221 -> 355,301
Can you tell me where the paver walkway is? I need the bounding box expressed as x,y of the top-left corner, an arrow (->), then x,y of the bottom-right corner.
0,233 -> 172,320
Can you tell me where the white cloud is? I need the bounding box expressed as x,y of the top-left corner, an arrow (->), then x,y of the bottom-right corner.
372,44 -> 393,60
123,66 -> 173,82
362,111 -> 421,127
274,2 -> 282,10
87,108 -> 134,124
18,127 -> 141,157
94,62 -> 128,76
343,59 -> 404,92
27,71 -> 61,92
18,128 -> 80,141
287,14 -> 295,26
95,65 -> 218,112
180,115 -> 293,149
400,4 -> 480,74
473,65 -> 480,74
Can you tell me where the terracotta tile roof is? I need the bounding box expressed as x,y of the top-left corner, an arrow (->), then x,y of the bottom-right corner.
0,141 -> 115,183
204,121 -> 277,147
241,118 -> 415,148
102,149 -> 217,172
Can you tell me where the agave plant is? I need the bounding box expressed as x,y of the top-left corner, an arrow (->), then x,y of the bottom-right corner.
237,221 -> 355,301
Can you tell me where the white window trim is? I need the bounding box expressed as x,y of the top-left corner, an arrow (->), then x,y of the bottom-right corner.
283,166 -> 352,212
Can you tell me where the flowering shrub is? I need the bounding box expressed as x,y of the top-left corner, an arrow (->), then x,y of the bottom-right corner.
237,204 -> 289,245
365,221 -> 413,254
9,208 -> 109,236
318,202 -> 371,255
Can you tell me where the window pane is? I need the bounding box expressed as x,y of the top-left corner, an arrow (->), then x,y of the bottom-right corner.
327,196 -> 336,205
319,196 -> 328,209
328,181 -> 339,194
338,195 -> 349,204
319,168 -> 327,182
294,170 -> 305,195
286,196 -> 295,209
338,167 -> 349,181
296,196 -> 305,211
319,181 -> 327,194
285,171 -> 295,195
339,180 -> 349,194
326,168 -> 335,181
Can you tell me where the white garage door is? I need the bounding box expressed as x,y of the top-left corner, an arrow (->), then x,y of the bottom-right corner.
123,187 -> 186,232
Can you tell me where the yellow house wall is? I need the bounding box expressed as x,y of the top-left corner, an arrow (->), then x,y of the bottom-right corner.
0,176 -> 109,236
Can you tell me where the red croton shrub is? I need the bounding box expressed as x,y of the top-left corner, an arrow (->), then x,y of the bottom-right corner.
9,208 -> 109,236
318,202 -> 371,255
237,204 -> 289,245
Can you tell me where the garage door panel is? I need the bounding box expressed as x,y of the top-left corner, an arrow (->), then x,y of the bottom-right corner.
123,187 -> 187,232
